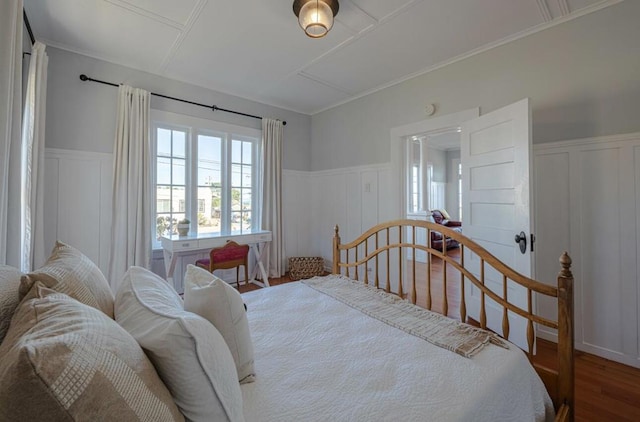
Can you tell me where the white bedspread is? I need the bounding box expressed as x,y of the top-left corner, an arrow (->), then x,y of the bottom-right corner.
241,281 -> 554,422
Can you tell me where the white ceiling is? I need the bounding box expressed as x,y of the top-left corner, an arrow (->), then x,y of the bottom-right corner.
24,0 -> 622,115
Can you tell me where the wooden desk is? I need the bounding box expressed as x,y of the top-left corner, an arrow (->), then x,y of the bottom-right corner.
161,230 -> 272,288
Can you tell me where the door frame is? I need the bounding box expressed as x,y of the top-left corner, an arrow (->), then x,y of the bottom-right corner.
390,108 -> 479,220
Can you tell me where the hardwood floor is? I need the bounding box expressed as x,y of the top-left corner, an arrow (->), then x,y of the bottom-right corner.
240,257 -> 640,421
535,338 -> 640,422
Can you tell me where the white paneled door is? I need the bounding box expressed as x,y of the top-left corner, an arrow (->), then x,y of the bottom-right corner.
461,98 -> 532,350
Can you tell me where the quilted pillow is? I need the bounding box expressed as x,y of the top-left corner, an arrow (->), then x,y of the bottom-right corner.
0,265 -> 22,345
115,266 -> 244,422
183,264 -> 255,383
20,241 -> 114,318
0,283 -> 183,421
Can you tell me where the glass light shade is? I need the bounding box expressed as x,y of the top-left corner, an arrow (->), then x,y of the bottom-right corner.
298,1 -> 333,38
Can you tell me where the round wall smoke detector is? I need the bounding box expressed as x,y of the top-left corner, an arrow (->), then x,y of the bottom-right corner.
425,103 -> 436,116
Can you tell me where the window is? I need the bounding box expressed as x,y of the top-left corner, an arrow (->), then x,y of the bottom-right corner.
155,127 -> 186,242
406,137 -> 449,216
407,139 -> 425,215
152,111 -> 262,248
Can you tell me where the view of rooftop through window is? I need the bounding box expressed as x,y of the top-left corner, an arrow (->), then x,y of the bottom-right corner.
153,114 -> 259,248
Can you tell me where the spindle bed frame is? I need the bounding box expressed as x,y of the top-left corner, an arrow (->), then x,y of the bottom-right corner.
331,219 -> 574,422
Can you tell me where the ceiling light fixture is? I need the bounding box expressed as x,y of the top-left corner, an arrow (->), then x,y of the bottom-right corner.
293,0 -> 339,38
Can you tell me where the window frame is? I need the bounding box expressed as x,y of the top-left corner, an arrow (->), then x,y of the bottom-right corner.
151,110 -> 262,249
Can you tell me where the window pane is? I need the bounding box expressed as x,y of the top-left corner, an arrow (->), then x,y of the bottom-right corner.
157,128 -> 172,156
157,199 -> 171,213
155,214 -> 174,240
199,166 -> 218,186
209,186 -> 222,234
242,142 -> 252,164
157,157 -> 171,185
242,190 -> 252,209
241,164 -> 251,188
231,164 -> 241,187
172,187 -> 185,212
231,140 -> 242,163
231,188 -> 241,211
173,131 -> 186,158
242,211 -> 252,231
231,212 -> 242,232
199,135 -> 221,161
198,135 -> 221,186
172,159 -> 186,185
156,186 -> 170,208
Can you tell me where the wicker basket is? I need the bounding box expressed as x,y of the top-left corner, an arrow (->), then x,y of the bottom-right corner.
288,257 -> 325,280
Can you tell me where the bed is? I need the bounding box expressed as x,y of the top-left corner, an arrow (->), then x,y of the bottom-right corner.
240,219 -> 574,422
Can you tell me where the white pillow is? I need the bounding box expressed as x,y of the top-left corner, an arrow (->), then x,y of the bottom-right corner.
183,265 -> 255,384
114,266 -> 244,422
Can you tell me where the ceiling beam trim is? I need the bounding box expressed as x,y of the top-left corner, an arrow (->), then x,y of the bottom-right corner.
157,0 -> 208,74
298,71 -> 355,95
535,0 -> 553,22
556,0 -> 570,16
103,0 -> 187,30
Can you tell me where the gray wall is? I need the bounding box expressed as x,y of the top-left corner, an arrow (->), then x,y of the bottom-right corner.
426,147 -> 446,183
311,1 -> 640,171
45,47 -> 312,171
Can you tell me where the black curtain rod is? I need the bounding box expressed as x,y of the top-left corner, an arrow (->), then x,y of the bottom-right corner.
79,74 -> 286,125
23,9 -> 35,45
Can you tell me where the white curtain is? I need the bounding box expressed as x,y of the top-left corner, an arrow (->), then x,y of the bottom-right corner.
108,85 -> 151,290
20,41 -> 48,271
0,0 -> 23,266
261,118 -> 284,277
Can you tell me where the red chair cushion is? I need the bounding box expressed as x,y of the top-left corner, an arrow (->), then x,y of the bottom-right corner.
212,246 -> 249,262
195,258 -> 210,267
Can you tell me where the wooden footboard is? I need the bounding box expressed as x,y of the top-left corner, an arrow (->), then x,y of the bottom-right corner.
332,219 -> 574,422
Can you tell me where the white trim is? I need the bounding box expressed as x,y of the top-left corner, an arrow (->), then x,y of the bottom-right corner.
557,0 -> 570,16
45,147 -> 113,160
103,0 -> 188,29
157,0 -> 209,72
151,109 -> 261,139
310,162 -> 390,177
533,131 -> 640,151
535,0 -> 553,22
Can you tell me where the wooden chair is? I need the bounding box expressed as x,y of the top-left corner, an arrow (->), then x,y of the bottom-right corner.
195,241 -> 250,289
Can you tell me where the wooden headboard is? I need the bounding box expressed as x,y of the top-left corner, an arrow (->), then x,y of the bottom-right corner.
332,219 -> 574,422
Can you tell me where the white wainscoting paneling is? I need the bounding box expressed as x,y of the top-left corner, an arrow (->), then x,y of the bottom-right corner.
282,170 -> 312,267
534,132 -> 640,368
308,163 -> 390,263
44,148 -> 112,278
307,163 -> 393,290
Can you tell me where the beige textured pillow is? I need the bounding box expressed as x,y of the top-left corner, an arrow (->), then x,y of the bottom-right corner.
0,283 -> 184,422
20,241 -> 114,318
0,265 -> 23,345
183,264 -> 255,383
438,208 -> 452,220
115,266 -> 245,422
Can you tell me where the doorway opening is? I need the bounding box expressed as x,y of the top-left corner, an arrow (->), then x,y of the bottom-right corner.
405,129 -> 462,223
